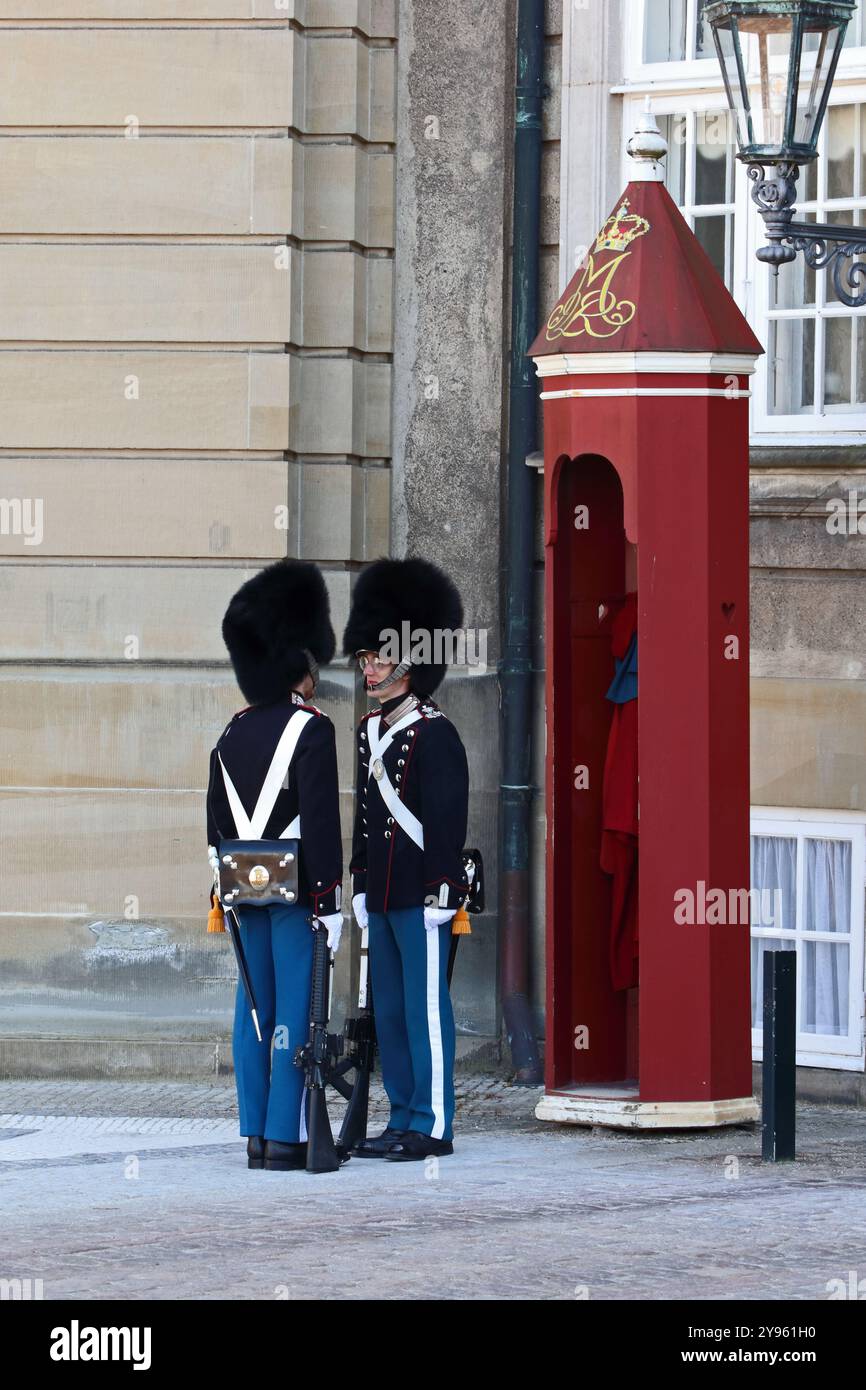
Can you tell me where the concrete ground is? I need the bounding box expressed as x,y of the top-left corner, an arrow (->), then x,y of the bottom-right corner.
1,1076 -> 864,1301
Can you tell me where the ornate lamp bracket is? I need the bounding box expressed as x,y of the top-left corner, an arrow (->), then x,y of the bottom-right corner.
747,160 -> 866,308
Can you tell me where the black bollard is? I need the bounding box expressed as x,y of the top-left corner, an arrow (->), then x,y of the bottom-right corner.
762,949 -> 796,1162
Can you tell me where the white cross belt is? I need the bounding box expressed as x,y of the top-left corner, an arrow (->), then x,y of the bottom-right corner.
367,710 -> 424,850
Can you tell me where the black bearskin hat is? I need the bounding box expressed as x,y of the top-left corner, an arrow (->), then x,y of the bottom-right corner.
222,559 -> 336,706
342,557 -> 463,697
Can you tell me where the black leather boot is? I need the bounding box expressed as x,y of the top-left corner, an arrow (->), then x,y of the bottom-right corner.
264,1139 -> 308,1171
246,1135 -> 265,1169
385,1132 -> 454,1162
349,1126 -> 407,1158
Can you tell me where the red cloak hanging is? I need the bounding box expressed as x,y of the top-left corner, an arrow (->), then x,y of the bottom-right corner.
601,592 -> 639,992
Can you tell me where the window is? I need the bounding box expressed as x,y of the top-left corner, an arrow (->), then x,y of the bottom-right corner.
763,103 -> 866,421
750,809 -> 866,1070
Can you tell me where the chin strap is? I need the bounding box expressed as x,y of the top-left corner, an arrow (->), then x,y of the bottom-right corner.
365,657 -> 411,693
301,647 -> 320,688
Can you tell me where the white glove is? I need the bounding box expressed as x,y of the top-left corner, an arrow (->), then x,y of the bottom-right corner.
352,893 -> 369,930
424,906 -> 455,932
315,912 -> 343,954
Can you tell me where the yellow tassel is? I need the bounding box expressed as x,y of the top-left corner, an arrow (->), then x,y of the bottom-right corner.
451,906 -> 472,936
207,901 -> 226,934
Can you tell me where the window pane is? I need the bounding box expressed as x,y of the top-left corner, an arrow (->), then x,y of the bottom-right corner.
768,318 -> 815,413
800,159 -> 818,204
659,113 -> 687,204
824,316 -> 853,404
751,937 -> 786,1027
804,838 -> 851,934
751,835 -> 797,932
695,6 -> 714,60
695,120 -> 728,204
825,209 -> 866,308
827,105 -> 856,199
856,317 -> 866,402
770,213 -> 816,307
843,8 -> 863,48
644,0 -> 687,62
802,940 -> 849,1035
694,214 -> 726,281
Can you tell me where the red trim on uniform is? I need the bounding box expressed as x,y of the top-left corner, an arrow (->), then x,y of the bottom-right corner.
312,876 -> 340,912
425,876 -> 467,889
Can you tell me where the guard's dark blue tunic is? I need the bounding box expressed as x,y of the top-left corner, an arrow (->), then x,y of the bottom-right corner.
206,693 -> 343,918
350,693 -> 469,913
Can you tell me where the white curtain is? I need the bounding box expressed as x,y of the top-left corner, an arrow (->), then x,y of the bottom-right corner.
802,839 -> 850,1037
750,834 -> 851,1038
750,835 -> 797,1028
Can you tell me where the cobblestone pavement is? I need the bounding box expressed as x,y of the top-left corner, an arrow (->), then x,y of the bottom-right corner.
0,1074 -> 539,1128
1,1078 -> 865,1300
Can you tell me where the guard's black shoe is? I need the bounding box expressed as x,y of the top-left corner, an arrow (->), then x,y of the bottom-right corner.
349,1126 -> 407,1158
264,1139 -> 308,1171
385,1132 -> 454,1162
247,1135 -> 265,1169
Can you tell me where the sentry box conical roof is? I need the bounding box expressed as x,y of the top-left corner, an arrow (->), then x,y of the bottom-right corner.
529,175 -> 763,360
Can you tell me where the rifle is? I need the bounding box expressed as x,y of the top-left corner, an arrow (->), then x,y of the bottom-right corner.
333,848 -> 485,1148
293,918 -> 348,1173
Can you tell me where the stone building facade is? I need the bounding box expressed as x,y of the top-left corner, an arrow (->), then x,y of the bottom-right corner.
0,0 -> 564,1076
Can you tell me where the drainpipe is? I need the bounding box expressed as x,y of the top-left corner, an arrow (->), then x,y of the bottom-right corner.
499,0 -> 544,1085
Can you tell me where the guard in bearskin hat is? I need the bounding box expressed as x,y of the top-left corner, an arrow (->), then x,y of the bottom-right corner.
343,557 -> 470,1161
206,559 -> 343,1171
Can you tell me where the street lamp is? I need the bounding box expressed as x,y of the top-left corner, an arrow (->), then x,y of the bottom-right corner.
703,0 -> 866,304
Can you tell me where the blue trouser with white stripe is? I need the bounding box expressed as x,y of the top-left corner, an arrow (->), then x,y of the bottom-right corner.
367,906 -> 456,1141
231,901 -> 314,1143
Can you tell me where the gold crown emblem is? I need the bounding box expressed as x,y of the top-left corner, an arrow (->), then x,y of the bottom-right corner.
594,199 -> 650,254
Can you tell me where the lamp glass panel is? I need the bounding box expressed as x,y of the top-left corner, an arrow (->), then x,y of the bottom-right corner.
712,20 -> 750,147
794,24 -> 846,149
736,17 -> 793,148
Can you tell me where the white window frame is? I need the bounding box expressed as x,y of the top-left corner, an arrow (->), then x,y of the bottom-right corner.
623,0 -> 719,88
750,806 -> 866,1071
625,0 -> 866,84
